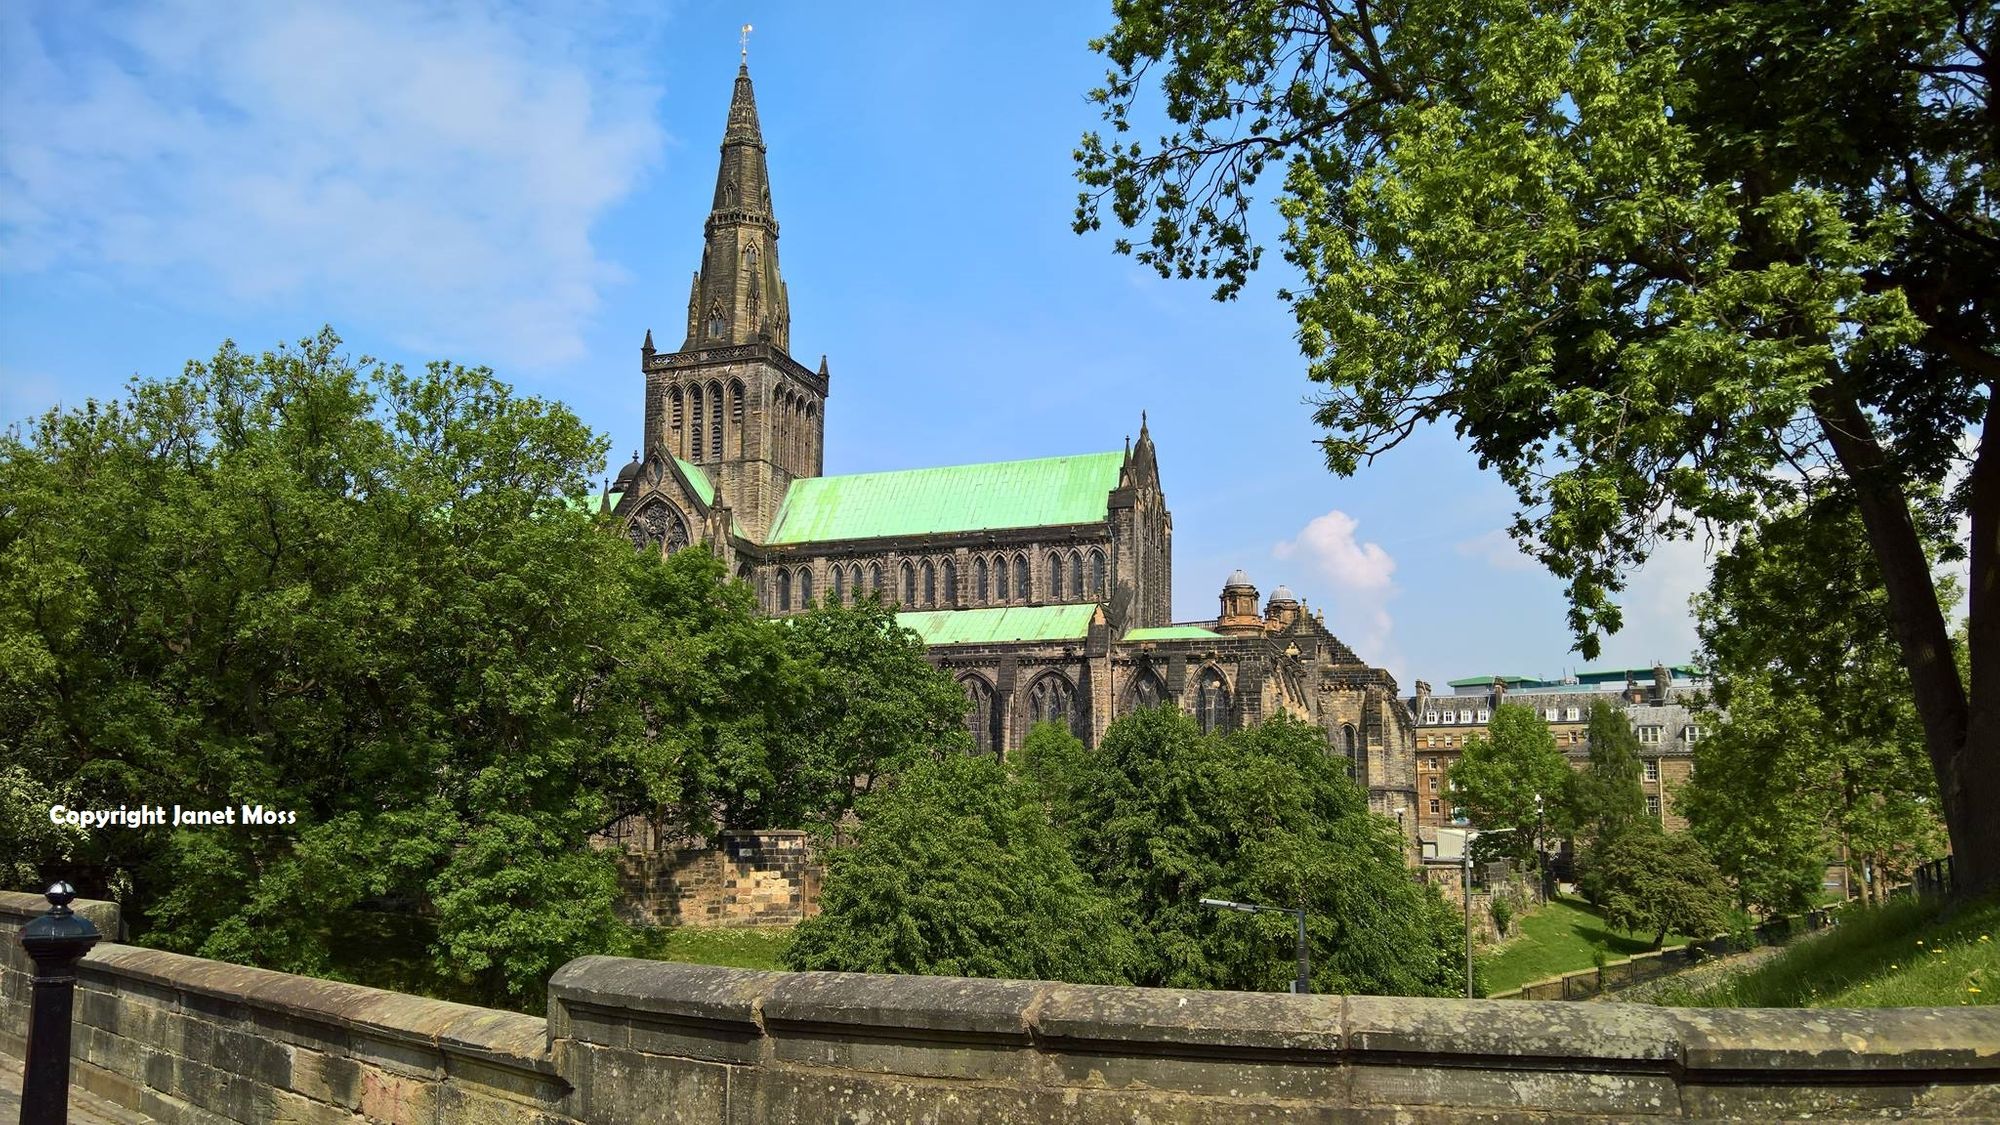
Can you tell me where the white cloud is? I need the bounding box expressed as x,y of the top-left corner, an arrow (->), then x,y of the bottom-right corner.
1273,509 -> 1396,591
1601,535 -> 1712,667
1272,508 -> 1403,674
1454,527 -> 1537,573
0,1 -> 663,367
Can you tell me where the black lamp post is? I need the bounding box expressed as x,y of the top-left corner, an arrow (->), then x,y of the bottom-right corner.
1200,897 -> 1310,994
18,881 -> 101,1125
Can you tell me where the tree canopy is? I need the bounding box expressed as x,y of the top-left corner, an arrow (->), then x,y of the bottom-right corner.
0,331 -> 970,1007
1077,0 -> 1998,894
1574,700 -> 1649,843
1445,703 -> 1573,864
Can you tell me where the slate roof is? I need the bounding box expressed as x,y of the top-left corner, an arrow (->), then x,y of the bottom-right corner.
766,452 -> 1123,545
895,604 -> 1099,646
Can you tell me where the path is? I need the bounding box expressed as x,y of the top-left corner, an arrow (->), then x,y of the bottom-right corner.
0,1056 -> 153,1124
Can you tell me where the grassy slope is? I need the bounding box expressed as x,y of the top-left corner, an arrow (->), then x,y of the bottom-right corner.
626,925 -> 794,971
1479,897 -> 1697,995
1658,894 -> 2000,1008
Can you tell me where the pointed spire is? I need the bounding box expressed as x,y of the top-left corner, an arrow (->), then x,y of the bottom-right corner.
643,328 -> 654,353
679,62 -> 789,353
817,354 -> 829,378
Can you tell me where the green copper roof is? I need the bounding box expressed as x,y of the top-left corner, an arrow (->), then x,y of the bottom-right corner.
896,604 -> 1099,646
766,452 -> 1123,545
1123,625 -> 1225,642
1446,674 -> 1548,687
674,458 -> 716,507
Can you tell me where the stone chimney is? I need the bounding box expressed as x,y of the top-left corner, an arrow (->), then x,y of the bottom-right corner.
1651,663 -> 1671,704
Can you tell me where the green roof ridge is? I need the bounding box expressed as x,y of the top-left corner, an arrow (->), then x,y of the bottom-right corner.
767,451 -> 1124,545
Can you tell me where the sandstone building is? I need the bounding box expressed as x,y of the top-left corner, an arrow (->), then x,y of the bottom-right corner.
602,63 -> 1419,833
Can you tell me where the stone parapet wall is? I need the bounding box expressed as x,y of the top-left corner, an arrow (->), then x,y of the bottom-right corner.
9,891 -> 2000,1122
2,892 -> 568,1124
613,828 -> 820,927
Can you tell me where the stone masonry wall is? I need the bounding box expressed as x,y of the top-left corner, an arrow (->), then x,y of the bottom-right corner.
613,829 -> 820,928
8,892 -> 2000,1122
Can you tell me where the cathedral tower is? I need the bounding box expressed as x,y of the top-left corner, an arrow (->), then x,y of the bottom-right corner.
641,63 -> 827,540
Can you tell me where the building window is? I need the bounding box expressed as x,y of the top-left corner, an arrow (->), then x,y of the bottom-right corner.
1089,549 -> 1105,596
1644,760 -> 1660,782
831,566 -> 845,604
1424,711 -> 1439,725
1646,794 -> 1662,819
942,558 -> 957,605
1429,799 -> 1441,815
690,385 -> 705,463
1565,707 -> 1580,722
798,567 -> 813,605
1013,554 -> 1029,601
963,677 -> 1001,754
1027,674 -> 1075,735
1428,776 -> 1440,794
1196,668 -> 1230,734
1476,709 -> 1490,723
1545,707 -> 1559,722
976,557 -> 990,602
902,562 -> 916,605
1049,552 -> 1064,599
709,381 -> 725,460
868,562 -> 882,598
777,569 -> 791,611
1639,726 -> 1662,744
922,560 -> 936,606
1131,670 -> 1167,710
1684,725 -> 1701,742
993,555 -> 1009,601
1070,552 -> 1084,600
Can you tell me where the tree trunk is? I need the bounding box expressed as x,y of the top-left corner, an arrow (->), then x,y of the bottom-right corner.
1811,384 -> 1996,898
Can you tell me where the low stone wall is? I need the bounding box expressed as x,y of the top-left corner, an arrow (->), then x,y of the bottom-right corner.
8,892 -> 2000,1121
1,893 -> 565,1123
613,829 -> 821,927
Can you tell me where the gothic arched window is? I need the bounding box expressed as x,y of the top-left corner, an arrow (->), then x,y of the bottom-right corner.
627,499 -> 691,557
709,381 -> 725,461
921,560 -> 936,606
1013,555 -> 1030,602
777,569 -> 792,612
689,385 -> 705,463
798,567 -> 813,606
1341,724 -> 1359,779
1196,668 -> 1230,734
669,388 -> 684,450
1130,669 -> 1167,711
707,300 -> 725,340
963,676 -> 1001,754
1026,673 -> 1074,735
831,565 -> 845,604
729,381 -> 745,456
868,563 -> 882,598
1089,549 -> 1106,597
1049,552 -> 1064,600
942,558 -> 956,605
994,555 -> 1009,601
901,562 -> 916,606
974,557 -> 988,603
1070,552 -> 1085,600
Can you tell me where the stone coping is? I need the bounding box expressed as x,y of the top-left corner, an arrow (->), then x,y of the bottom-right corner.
551,956 -> 2000,1078
2,891 -> 551,1076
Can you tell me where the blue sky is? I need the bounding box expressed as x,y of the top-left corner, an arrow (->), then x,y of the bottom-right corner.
0,0 -> 1716,687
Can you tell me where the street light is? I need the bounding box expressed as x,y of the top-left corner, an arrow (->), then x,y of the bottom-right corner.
1200,897 -> 1310,994
1462,827 -> 1515,999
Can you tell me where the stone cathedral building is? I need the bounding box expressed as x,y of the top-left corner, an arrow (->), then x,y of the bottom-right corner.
604,63 -> 1420,831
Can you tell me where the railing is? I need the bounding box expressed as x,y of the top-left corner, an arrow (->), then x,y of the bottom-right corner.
1913,856 -> 1954,898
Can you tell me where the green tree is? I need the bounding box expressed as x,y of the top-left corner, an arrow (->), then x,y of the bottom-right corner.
1682,500 -> 1947,909
784,752 -> 1134,983
1045,708 -> 1463,996
1574,701 -> 1648,843
1445,703 -> 1572,872
1076,0 -> 1999,894
1582,825 -> 1734,948
0,331 -> 974,1008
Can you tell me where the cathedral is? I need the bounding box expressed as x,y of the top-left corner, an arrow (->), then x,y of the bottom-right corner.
605,63 -> 1419,833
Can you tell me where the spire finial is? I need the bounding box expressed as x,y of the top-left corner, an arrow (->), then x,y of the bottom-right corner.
740,23 -> 753,65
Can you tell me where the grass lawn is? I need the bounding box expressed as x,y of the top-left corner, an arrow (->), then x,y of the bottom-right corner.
1655,893 -> 2000,1008
627,924 -> 794,971
1478,897 -> 1698,995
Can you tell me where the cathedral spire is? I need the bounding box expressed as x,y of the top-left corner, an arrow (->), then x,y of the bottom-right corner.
680,62 -> 790,352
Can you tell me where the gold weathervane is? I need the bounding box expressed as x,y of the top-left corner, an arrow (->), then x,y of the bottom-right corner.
740,23 -> 753,64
